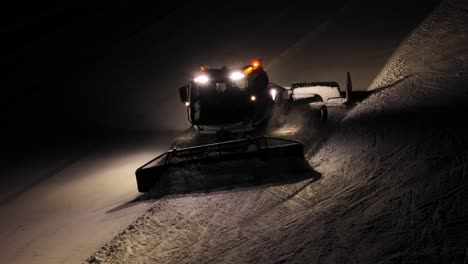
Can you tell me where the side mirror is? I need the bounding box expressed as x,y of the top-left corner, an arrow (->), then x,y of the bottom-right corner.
179,86 -> 188,103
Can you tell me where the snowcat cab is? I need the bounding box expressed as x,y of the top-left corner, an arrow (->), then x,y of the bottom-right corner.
179,60 -> 285,131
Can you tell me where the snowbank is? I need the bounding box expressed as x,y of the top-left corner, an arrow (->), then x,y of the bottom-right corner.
306,73 -> 468,262
369,0 -> 468,90
301,0 -> 468,260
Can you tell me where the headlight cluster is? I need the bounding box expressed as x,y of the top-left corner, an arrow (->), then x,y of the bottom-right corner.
194,75 -> 209,83
195,71 -> 245,83
229,71 -> 245,81
270,89 -> 277,100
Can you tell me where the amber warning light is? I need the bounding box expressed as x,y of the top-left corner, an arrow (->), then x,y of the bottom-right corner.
244,59 -> 262,75
252,59 -> 262,68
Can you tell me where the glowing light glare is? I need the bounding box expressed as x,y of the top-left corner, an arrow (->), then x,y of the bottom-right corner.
185,101 -> 190,107
252,59 -> 262,68
229,71 -> 245,80
243,66 -> 253,75
270,88 -> 277,100
194,75 -> 209,83
250,95 -> 256,101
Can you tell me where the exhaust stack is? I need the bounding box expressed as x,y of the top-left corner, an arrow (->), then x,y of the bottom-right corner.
346,71 -> 353,105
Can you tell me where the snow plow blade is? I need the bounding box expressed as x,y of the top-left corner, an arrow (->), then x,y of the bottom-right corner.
135,136 -> 307,193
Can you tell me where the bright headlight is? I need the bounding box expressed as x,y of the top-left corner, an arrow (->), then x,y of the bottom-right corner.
229,71 -> 245,81
194,75 -> 209,83
270,89 -> 277,100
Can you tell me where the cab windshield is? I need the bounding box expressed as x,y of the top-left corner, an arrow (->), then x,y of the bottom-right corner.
207,79 -> 248,92
190,78 -> 251,124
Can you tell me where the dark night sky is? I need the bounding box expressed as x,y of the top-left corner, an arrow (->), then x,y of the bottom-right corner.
2,1 -> 440,139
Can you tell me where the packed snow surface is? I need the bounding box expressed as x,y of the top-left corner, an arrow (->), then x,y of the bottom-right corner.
87,0 -> 468,263
0,133 -> 175,264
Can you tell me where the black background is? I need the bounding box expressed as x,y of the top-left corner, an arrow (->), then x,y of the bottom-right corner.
2,1 -> 439,142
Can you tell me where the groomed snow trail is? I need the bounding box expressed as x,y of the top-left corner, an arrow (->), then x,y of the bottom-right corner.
86,0 -> 468,263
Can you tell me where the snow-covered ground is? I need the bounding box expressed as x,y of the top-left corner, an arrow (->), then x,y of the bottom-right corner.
369,0 -> 468,90
86,0 -> 468,263
0,132 -> 176,264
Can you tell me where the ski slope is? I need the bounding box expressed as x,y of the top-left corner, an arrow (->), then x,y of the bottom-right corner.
86,0 -> 468,263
